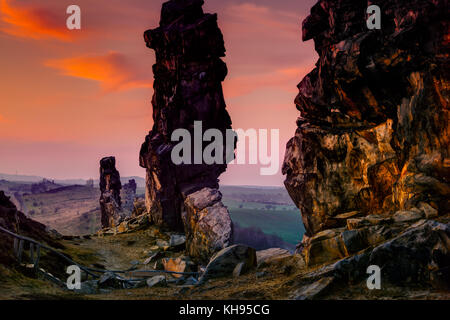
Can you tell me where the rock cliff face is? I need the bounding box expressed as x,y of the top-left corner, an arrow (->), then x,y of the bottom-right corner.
283,0 -> 449,286
99,156 -> 123,228
283,0 -> 449,236
139,0 -> 233,263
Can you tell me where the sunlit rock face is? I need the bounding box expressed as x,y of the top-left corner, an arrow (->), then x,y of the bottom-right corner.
182,188 -> 232,264
99,156 -> 123,228
283,0 -> 449,238
139,0 -> 233,261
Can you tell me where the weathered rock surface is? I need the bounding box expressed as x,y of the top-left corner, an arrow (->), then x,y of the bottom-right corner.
146,275 -> 167,288
290,276 -> 335,300
99,156 -> 123,228
200,245 -> 257,281
162,256 -> 195,278
283,0 -> 449,236
138,0 -> 234,263
169,234 -> 186,251
98,272 -> 123,289
182,188 -> 232,264
256,248 -> 291,267
282,0 -> 450,291
122,179 -> 137,214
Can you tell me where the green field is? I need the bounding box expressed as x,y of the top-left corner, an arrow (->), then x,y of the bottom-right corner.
223,198 -> 304,245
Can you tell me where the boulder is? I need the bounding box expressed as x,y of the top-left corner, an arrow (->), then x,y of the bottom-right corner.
393,210 -> 424,223
146,275 -> 167,288
418,202 -> 438,219
162,256 -> 195,279
347,216 -> 392,230
169,234 -> 186,250
330,220 -> 450,287
156,239 -> 170,250
143,251 -> 163,265
232,262 -> 245,277
256,248 -> 291,267
341,230 -> 366,255
304,234 -> 347,266
200,245 -> 257,281
98,272 -> 122,289
182,188 -> 233,264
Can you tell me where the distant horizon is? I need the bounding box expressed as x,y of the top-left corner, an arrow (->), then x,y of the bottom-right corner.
0,171 -> 287,188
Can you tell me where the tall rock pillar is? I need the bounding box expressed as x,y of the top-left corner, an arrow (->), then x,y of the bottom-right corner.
99,156 -> 123,228
139,0 -> 234,263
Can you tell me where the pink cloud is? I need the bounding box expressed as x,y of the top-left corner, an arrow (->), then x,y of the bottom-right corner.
45,51 -> 153,92
0,0 -> 76,41
223,3 -> 300,38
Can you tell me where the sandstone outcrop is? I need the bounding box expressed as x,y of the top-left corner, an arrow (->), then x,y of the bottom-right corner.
283,0 -> 449,236
139,0 -> 234,261
122,179 -> 137,214
99,156 -> 123,228
283,0 -> 449,288
183,188 -> 232,264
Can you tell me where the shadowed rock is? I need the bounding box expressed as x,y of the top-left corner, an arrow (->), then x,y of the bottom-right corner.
139,0 -> 234,262
122,179 -> 137,214
99,156 -> 123,228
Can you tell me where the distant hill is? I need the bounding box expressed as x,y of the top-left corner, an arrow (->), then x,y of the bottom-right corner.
220,185 -> 294,205
220,185 -> 304,246
0,174 -> 303,244
0,173 -> 44,183
20,185 -> 101,235
0,173 -> 146,188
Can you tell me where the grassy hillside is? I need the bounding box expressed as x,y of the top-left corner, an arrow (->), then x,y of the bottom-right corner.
220,186 -> 305,246
223,198 -> 304,245
21,185 -> 101,235
0,178 -> 305,246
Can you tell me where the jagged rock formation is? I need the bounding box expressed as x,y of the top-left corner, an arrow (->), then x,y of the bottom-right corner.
99,156 -> 123,228
122,179 -> 137,213
283,0 -> 449,288
139,0 -> 234,262
0,191 -> 63,265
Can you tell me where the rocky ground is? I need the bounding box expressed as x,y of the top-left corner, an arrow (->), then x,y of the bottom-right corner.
1,208 -> 448,300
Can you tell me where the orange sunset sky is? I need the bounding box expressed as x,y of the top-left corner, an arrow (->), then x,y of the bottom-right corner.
0,0 -> 317,186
